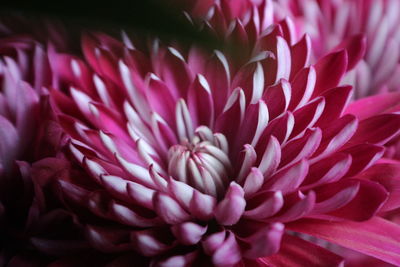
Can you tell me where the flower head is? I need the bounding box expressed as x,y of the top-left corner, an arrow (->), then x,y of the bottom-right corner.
0,21 -> 87,265
44,14 -> 400,265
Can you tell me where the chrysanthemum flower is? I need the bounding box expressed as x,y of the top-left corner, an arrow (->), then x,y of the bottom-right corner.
42,9 -> 400,263
0,22 -> 88,265
273,0 -> 400,98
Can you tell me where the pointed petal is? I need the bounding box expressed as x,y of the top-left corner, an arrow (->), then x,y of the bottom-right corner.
215,182 -> 246,226
288,217 -> 400,266
261,234 -> 344,267
313,50 -> 348,97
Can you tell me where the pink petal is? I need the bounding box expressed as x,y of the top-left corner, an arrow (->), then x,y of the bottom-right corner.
315,86 -> 353,127
334,34 -> 366,70
212,231 -> 242,267
256,112 -> 294,151
346,114 -> 400,146
345,92 -> 400,120
202,231 -> 226,256
341,144 -> 384,177
243,167 -> 264,197
189,190 -> 216,221
241,222 -> 284,259
290,97 -> 325,138
262,79 -> 291,120
323,179 -> 388,221
290,34 -> 311,79
156,251 -> 198,267
313,114 -> 358,158
289,67 -> 316,110
311,181 -> 360,215
171,222 -> 207,245
205,51 -> 231,116
356,162 -> 400,212
187,74 -> 214,127
280,128 -> 322,168
215,88 -> 246,144
270,191 -> 316,223
0,116 -> 18,172
153,192 -> 190,224
261,234 -> 344,266
145,74 -> 177,128
313,50 -> 348,97
288,217 -> 400,266
131,229 -> 172,256
158,47 -> 192,98
258,136 -> 281,178
302,153 -> 352,190
244,191 -> 284,220
215,182 -> 246,226
263,160 -> 309,195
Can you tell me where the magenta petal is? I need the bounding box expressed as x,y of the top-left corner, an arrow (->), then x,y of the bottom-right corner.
334,34 -> 367,71
205,51 -> 231,116
171,222 -> 207,245
153,192 -> 190,224
313,114 -> 358,158
215,88 -> 246,144
345,92 -> 400,120
258,136 -> 281,178
313,50 -> 348,97
329,179 -> 388,221
131,229 -> 172,256
110,201 -> 160,227
357,162 -> 400,212
58,180 -> 89,205
311,181 -> 360,215
342,144 -> 384,177
271,191 -> 316,223
262,79 -> 291,120
346,114 -> 400,146
187,74 -> 214,127
156,251 -> 198,267
202,230 -> 226,256
316,86 -> 353,127
263,160 -> 309,195
244,191 -> 283,220
158,47 -> 192,98
290,34 -> 311,79
280,128 -> 322,168
168,178 -> 194,210
243,167 -> 264,197
302,153 -> 352,190
291,97 -> 325,138
212,231 -> 242,267
189,190 -> 216,221
261,234 -> 344,266
0,116 -> 19,172
241,222 -> 284,259
215,182 -> 246,226
289,67 -> 315,110
145,75 -> 177,127
288,217 -> 400,266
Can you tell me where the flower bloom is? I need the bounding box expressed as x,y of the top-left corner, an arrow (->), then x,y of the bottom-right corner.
0,22 -> 87,265
273,0 -> 400,98
42,8 -> 400,263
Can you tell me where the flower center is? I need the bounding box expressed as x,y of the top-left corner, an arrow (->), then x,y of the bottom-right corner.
167,126 -> 232,198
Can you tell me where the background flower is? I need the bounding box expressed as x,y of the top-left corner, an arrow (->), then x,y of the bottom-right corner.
273,0 -> 400,98
0,20 -> 88,266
